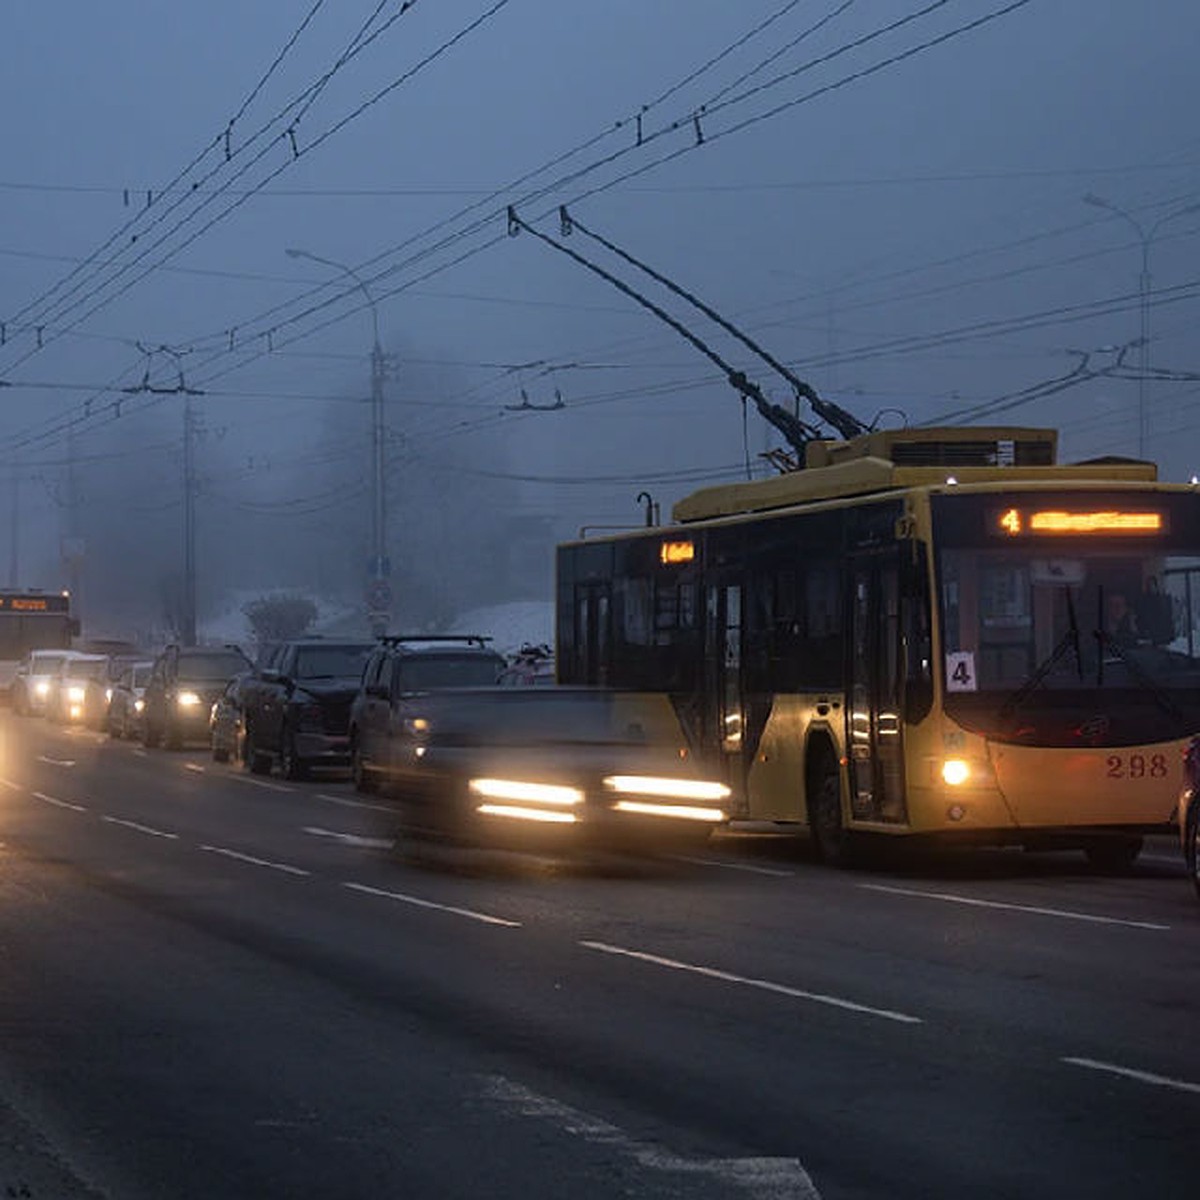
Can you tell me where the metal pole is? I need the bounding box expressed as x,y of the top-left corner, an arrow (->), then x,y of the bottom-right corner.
183,392 -> 197,646
8,466 -> 18,589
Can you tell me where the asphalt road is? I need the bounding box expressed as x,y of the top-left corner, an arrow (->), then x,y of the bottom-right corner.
0,711 -> 1194,1199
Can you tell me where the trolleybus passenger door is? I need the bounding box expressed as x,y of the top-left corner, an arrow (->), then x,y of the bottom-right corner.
573,584 -> 610,686
704,584 -> 743,780
846,552 -> 907,823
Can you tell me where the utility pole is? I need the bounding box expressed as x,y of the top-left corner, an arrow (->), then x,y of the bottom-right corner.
1083,193 -> 1200,459
285,248 -> 391,636
183,390 -> 197,646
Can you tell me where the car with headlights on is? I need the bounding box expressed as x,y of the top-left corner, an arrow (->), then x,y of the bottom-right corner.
1180,736 -> 1200,900
11,648 -> 73,716
367,686 -> 731,854
107,660 -> 154,739
45,652 -> 110,725
142,644 -> 253,749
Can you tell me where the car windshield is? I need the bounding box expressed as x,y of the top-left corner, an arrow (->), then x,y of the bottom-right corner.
293,645 -> 372,679
31,654 -> 67,675
65,659 -> 108,681
131,665 -> 152,688
178,653 -> 248,681
401,655 -> 505,690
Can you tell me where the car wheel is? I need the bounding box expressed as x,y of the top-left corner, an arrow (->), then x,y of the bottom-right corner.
280,730 -> 308,781
212,741 -> 230,764
1185,801 -> 1200,901
164,720 -> 182,751
244,729 -> 271,776
142,719 -> 161,748
1083,834 -> 1143,874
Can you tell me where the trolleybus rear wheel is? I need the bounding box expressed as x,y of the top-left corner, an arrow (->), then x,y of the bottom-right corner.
1083,834 -> 1143,874
1185,803 -> 1200,900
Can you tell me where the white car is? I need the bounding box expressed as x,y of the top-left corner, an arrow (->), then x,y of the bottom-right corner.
11,649 -> 73,716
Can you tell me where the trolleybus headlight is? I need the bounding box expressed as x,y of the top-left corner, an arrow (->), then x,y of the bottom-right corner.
35,681 -> 50,697
468,778 -> 583,807
176,691 -> 202,708
67,685 -> 87,704
941,759 -> 972,786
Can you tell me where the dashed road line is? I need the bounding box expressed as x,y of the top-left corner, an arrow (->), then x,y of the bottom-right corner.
184,763 -> 206,774
35,755 -> 75,768
235,776 -> 294,794
303,826 -> 392,849
673,855 -> 795,878
482,1075 -> 821,1198
859,882 -> 1170,931
344,881 -> 521,928
0,777 -> 22,792
316,792 -> 394,814
1063,1056 -> 1200,1096
32,791 -> 86,813
581,940 -> 922,1025
201,845 -> 310,876
101,815 -> 178,840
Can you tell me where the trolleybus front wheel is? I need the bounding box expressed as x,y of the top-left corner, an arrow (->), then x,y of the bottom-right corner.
809,757 -> 859,868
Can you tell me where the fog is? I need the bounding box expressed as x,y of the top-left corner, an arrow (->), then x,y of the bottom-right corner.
2,1 -> 1198,642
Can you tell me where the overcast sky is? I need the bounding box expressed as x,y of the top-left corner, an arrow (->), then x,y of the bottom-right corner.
3,1 -> 1199,618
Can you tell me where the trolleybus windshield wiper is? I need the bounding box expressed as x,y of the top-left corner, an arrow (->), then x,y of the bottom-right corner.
1091,625 -> 1182,723
999,587 -> 1083,720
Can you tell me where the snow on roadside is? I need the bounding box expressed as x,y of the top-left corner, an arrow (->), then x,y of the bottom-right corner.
442,600 -> 554,659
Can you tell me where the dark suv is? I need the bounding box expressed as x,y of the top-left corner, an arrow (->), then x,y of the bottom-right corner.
142,644 -> 253,749
241,639 -> 374,779
348,635 -> 506,794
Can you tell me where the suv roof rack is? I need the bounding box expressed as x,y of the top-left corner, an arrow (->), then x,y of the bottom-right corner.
378,633 -> 493,646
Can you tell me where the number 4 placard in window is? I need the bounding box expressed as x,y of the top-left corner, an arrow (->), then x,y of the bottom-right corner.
946,651 -> 977,693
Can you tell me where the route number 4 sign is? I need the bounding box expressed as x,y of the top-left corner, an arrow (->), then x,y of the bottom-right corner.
945,651 -> 977,693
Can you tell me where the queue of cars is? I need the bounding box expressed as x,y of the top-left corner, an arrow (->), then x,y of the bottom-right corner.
8,631 -> 1200,886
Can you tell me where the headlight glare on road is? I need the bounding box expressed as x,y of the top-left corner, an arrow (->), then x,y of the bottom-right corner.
177,691 -> 202,708
469,778 -> 583,807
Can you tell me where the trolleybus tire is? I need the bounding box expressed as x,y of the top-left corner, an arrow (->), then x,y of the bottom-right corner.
211,744 -> 230,764
1083,834 -> 1143,874
809,757 -> 859,868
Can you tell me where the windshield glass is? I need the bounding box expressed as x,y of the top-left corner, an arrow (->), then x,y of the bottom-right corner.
934,491 -> 1200,743
178,652 -> 248,681
65,659 -> 108,681
30,653 -> 67,675
293,645 -> 372,679
132,665 -> 152,688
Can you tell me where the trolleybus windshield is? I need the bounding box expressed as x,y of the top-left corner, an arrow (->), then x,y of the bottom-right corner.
932,490 -> 1200,745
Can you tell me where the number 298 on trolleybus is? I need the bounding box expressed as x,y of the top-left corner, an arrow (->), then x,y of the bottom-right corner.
556,427 -> 1200,869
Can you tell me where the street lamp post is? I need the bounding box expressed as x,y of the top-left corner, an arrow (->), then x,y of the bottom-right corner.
1083,193 -> 1200,459
285,248 -> 390,636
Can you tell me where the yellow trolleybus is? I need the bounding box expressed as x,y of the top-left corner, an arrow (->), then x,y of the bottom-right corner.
556,427 -> 1200,868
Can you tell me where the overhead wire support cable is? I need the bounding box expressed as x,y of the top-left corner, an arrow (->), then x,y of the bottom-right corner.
559,206 -> 867,440
507,207 -> 819,460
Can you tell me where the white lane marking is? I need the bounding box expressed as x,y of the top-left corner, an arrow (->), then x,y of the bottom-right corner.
673,855 -> 795,878
1140,853 -> 1185,868
316,792 -> 394,814
235,776 -> 294,794
35,755 -> 75,767
1063,1057 -> 1200,1096
859,882 -> 1170,932
303,826 -> 392,849
184,763 -> 205,774
133,749 -> 147,758
581,940 -> 921,1025
101,815 -> 178,840
0,777 -> 23,791
32,791 -> 86,813
482,1076 -> 820,1198
343,881 -> 520,928
200,845 -> 310,877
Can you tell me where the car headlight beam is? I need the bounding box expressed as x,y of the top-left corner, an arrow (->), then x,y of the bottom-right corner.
603,775 -> 731,802
468,778 -> 583,807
